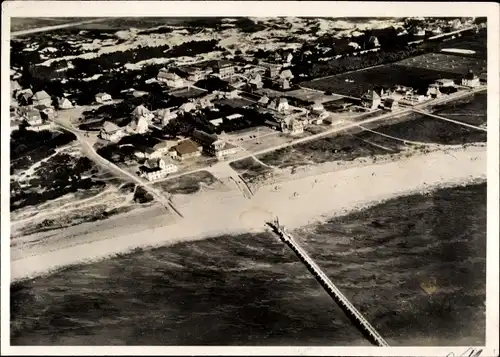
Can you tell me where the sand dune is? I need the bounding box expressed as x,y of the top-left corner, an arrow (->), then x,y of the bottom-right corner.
10,144 -> 486,281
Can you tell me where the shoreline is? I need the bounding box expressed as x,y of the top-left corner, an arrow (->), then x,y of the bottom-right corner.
10,144 -> 486,282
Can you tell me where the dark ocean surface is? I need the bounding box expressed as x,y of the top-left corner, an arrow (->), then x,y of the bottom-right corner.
11,183 -> 486,346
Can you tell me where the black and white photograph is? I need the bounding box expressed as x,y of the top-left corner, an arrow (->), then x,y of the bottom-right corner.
1,2 -> 499,355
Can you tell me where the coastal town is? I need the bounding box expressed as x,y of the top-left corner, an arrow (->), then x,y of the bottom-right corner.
7,15 -> 491,349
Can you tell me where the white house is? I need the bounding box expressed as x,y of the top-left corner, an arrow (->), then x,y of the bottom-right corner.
156,108 -> 178,126
157,68 -> 185,88
226,113 -> 244,121
279,69 -> 294,81
461,71 -> 480,87
58,97 -> 73,109
141,158 -> 178,181
32,90 -> 52,107
361,89 -> 382,110
131,105 -> 155,122
435,79 -> 455,87
127,115 -> 149,134
179,101 -> 196,114
210,118 -> 224,127
268,97 -> 289,113
24,110 -> 43,126
100,121 -> 125,142
281,118 -> 303,135
95,92 -> 113,104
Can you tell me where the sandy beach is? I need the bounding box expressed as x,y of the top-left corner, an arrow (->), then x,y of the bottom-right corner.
10,144 -> 486,281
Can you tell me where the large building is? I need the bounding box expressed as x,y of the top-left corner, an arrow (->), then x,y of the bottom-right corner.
169,139 -> 202,161
191,129 -> 239,159
100,121 -> 125,142
140,158 -> 178,181
212,60 -> 235,79
361,90 -> 382,110
157,68 -> 185,88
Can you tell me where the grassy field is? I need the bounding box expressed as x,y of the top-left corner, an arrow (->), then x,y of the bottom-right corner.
154,170 -> 222,195
370,113 -> 487,145
301,64 -> 457,98
257,130 -> 396,169
397,53 -> 487,76
432,92 -> 487,127
436,30 -> 487,59
229,157 -> 274,184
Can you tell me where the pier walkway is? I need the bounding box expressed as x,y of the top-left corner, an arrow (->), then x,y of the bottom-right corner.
268,219 -> 389,347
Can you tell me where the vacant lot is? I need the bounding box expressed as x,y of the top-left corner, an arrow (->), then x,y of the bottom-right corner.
229,157 -> 274,184
370,114 -> 487,145
10,129 -> 77,172
432,92 -> 487,127
257,130 -> 393,169
302,64 -> 455,98
169,87 -> 206,99
154,171 -> 223,195
397,53 -> 487,76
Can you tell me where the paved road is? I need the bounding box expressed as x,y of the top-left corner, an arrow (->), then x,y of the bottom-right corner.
11,18 -> 109,37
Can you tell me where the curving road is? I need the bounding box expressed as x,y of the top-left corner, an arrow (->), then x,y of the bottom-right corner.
54,118 -> 183,218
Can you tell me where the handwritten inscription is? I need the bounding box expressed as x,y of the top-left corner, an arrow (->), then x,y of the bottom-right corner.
447,348 -> 483,357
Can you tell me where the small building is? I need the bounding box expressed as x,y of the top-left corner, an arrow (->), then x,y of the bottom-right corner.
268,97 -> 289,113
279,69 -> 294,81
10,120 -> 23,133
169,139 -> 202,161
182,66 -> 206,82
131,105 -> 155,122
156,108 -> 178,126
213,60 -> 235,79
24,110 -> 43,126
152,141 -> 174,157
36,105 -> 57,120
281,118 -> 304,135
210,118 -> 224,127
383,98 -> 399,111
100,121 -> 125,142
264,64 -> 282,79
226,113 -> 244,121
285,53 -> 293,64
191,129 -> 238,159
461,70 -> 480,88
140,158 -> 178,181
249,73 -> 263,90
178,101 -> 197,114
157,68 -> 185,88
95,92 -> 113,104
361,89 -> 382,110
258,95 -> 270,106
367,35 -> 380,48
11,80 -> 21,97
32,90 -> 52,107
26,121 -> 54,132
58,97 -> 73,109
280,78 -> 291,90
435,79 -> 455,87
426,84 -> 442,98
127,115 -> 149,134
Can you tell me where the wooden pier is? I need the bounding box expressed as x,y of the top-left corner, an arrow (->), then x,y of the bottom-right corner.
268,219 -> 389,347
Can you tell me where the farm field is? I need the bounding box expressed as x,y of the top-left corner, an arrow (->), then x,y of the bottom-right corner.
301,64 -> 457,98
397,53 -> 487,76
432,92 -> 487,127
